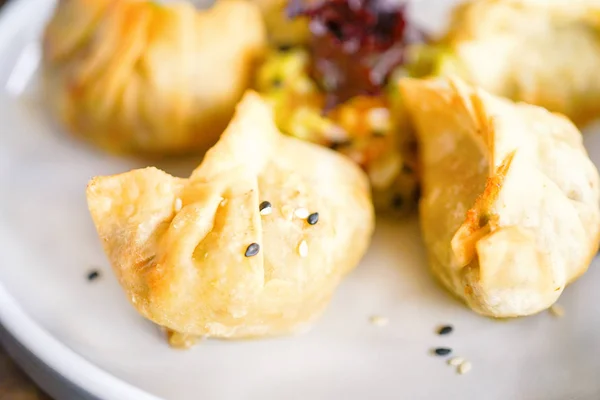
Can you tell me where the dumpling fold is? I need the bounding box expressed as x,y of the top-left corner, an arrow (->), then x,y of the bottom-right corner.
86,91 -> 374,340
43,0 -> 266,155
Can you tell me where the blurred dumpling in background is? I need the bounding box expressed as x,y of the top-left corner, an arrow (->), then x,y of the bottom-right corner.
43,0 -> 266,156
432,0 -> 600,126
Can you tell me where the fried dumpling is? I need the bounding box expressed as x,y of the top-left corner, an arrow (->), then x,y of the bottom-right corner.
438,0 -> 600,126
43,0 -> 266,156
400,77 -> 600,318
86,92 -> 374,343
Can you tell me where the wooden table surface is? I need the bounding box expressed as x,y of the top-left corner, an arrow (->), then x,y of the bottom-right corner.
0,2 -> 52,399
0,345 -> 52,399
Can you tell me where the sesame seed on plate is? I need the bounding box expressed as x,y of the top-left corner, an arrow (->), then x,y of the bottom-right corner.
307,212 -> 319,225
298,240 -> 308,258
457,361 -> 472,375
87,270 -> 100,281
549,304 -> 565,317
438,325 -> 453,335
369,315 -> 389,327
245,243 -> 260,257
294,208 -> 310,219
433,347 -> 452,356
259,201 -> 272,215
448,357 -> 464,366
174,198 -> 183,212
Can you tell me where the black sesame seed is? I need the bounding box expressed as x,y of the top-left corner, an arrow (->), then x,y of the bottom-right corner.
245,243 -> 260,257
259,201 -> 272,212
391,194 -> 404,209
438,325 -> 453,335
272,78 -> 283,88
87,270 -> 100,281
307,212 -> 319,225
277,44 -> 292,52
434,347 -> 452,356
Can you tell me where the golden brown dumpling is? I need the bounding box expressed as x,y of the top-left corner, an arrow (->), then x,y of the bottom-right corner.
43,0 -> 266,156
86,92 -> 374,343
401,77 -> 600,318
439,0 -> 600,126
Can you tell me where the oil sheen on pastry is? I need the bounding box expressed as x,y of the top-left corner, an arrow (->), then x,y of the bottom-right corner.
86,92 -> 374,343
400,76 -> 600,318
43,0 -> 266,156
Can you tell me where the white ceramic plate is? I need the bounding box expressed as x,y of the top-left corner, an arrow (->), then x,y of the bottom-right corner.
1,1 -> 600,399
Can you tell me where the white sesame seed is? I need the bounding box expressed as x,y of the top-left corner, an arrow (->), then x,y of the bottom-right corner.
174,198 -> 183,212
294,207 -> 310,219
457,361 -> 472,375
298,240 -> 308,258
448,357 -> 464,366
549,304 -> 565,317
260,206 -> 272,216
369,315 -> 389,327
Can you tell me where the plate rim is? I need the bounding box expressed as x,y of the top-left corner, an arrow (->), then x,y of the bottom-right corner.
0,1 -> 161,399
0,278 -> 160,400
3,1 -> 600,399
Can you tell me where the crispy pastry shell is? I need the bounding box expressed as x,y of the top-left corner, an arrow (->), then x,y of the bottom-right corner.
43,0 -> 266,156
86,92 -> 374,339
401,77 -> 600,317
